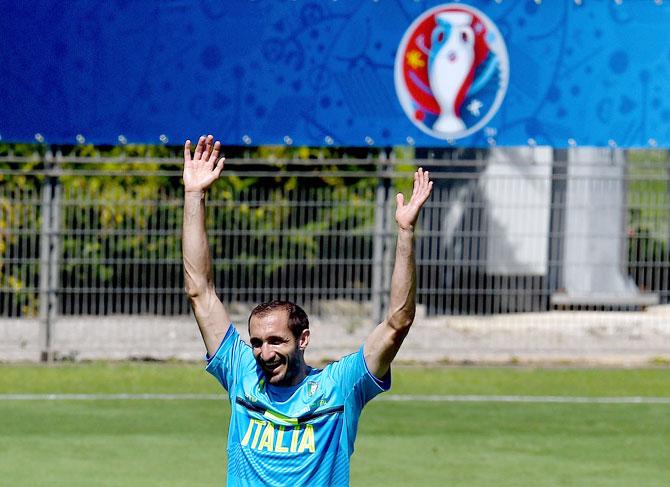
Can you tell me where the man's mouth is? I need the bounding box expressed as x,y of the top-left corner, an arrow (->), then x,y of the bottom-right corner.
262,360 -> 283,372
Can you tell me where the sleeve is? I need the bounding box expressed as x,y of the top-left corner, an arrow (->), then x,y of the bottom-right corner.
204,323 -> 256,392
328,346 -> 391,408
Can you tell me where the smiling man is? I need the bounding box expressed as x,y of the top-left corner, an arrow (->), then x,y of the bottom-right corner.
182,135 -> 432,486
247,301 -> 310,386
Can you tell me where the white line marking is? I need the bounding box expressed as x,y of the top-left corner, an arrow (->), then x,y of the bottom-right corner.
381,395 -> 670,404
0,393 -> 224,401
0,394 -> 669,404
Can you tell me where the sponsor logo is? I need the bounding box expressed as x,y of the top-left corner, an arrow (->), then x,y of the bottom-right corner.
241,419 -> 316,454
395,4 -> 509,140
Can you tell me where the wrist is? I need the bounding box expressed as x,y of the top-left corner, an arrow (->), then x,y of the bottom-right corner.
398,226 -> 415,236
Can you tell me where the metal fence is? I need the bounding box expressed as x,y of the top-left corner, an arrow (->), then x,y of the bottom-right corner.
1,146 -> 669,361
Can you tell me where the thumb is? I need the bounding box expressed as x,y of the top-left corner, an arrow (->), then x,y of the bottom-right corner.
396,193 -> 405,208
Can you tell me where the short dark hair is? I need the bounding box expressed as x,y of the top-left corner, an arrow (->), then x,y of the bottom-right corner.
248,300 -> 309,338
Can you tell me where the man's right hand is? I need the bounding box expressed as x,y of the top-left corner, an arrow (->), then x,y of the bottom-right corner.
183,134 -> 225,192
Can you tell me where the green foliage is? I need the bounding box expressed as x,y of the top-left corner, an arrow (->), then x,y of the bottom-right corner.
203,145 -> 380,283
0,143 -> 383,315
627,149 -> 669,241
0,145 -> 44,315
57,146 -> 179,291
626,150 -> 669,294
209,177 -> 377,279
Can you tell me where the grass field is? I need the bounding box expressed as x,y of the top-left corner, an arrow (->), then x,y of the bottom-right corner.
1,363 -> 669,486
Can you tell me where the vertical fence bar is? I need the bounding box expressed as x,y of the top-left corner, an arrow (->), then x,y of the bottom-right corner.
547,148 -> 567,302
38,149 -> 59,362
49,165 -> 62,334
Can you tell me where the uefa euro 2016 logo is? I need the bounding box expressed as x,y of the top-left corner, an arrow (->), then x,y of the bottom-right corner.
395,4 -> 509,141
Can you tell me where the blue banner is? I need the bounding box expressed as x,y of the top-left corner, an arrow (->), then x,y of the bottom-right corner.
1,0 -> 669,147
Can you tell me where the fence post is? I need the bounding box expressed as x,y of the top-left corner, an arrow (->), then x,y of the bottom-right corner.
547,148 -> 567,299
38,148 -> 60,362
371,150 -> 391,325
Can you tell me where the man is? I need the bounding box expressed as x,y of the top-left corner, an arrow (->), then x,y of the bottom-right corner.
183,135 -> 432,486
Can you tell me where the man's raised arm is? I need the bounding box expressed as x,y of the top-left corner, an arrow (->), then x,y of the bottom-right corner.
182,135 -> 230,356
363,168 -> 433,378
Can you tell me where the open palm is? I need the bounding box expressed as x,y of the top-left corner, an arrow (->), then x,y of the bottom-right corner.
395,168 -> 433,231
183,135 -> 225,192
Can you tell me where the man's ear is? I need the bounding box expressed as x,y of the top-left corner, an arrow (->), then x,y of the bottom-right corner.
299,329 -> 310,350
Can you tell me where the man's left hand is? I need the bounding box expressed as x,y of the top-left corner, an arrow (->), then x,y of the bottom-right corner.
395,167 -> 433,231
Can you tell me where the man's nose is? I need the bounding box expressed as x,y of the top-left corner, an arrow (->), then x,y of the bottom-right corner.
260,344 -> 275,361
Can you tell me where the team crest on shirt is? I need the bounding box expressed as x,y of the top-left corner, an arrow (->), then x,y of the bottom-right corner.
307,381 -> 319,397
394,3 -> 509,140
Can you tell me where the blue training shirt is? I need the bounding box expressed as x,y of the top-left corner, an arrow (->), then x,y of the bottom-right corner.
206,324 -> 391,486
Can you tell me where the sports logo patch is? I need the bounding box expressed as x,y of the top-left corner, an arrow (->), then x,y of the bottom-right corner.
306,381 -> 319,397
394,4 -> 509,140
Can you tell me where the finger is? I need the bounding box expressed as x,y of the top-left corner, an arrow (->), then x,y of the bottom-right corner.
412,169 -> 421,196
214,156 -> 226,177
183,140 -> 192,163
203,134 -> 214,161
417,181 -> 434,206
396,192 -> 405,208
421,170 -> 430,194
411,169 -> 432,206
193,135 -> 206,160
209,140 -> 221,165
421,181 -> 433,201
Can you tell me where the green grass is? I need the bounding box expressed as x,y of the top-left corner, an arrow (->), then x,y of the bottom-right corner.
1,364 -> 669,486
3,362 -> 669,396
354,402 -> 669,487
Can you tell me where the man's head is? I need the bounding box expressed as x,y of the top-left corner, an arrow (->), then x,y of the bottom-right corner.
248,300 -> 310,386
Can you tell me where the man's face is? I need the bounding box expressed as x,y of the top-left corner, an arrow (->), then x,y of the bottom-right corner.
248,310 -> 309,386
